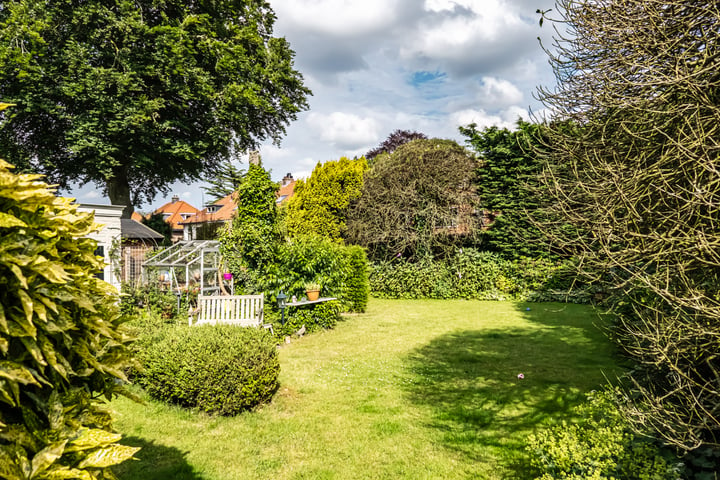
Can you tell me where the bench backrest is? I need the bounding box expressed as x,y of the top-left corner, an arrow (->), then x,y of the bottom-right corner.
192,294 -> 264,327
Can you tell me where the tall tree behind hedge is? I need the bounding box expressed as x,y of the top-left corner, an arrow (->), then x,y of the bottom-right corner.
286,157 -> 367,242
0,0 -> 310,217
538,0 -> 720,450
0,132 -> 137,477
365,129 -> 427,161
202,159 -> 246,202
220,162 -> 279,293
460,121 -> 551,259
347,139 -> 481,261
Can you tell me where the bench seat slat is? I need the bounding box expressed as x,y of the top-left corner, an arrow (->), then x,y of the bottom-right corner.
192,294 -> 264,327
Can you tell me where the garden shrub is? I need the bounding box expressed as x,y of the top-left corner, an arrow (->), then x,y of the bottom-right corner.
0,154 -> 137,479
527,388 -> 684,479
120,282 -> 180,319
135,324 -> 279,415
241,235 -> 369,315
272,300 -> 341,337
369,249 -> 568,301
341,246 -> 370,312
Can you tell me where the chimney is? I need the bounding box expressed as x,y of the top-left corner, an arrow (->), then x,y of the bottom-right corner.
281,173 -> 294,186
171,194 -> 179,203
249,150 -> 260,165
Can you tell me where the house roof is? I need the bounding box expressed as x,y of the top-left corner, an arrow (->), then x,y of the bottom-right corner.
181,192 -> 237,225
152,198 -> 199,230
121,219 -> 164,240
181,178 -> 297,227
276,180 -> 296,205
131,211 -> 144,222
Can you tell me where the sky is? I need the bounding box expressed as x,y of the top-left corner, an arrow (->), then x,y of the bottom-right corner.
75,0 -> 558,212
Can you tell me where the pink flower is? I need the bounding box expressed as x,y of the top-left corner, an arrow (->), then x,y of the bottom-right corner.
517,373 -> 525,380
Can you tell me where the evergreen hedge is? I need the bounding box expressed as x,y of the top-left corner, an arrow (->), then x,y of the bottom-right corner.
369,249 -> 587,302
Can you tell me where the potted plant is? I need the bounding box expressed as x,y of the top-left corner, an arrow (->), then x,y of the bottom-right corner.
305,282 -> 321,301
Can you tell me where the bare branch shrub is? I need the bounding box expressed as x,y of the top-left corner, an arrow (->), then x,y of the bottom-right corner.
537,0 -> 720,450
347,139 -> 481,261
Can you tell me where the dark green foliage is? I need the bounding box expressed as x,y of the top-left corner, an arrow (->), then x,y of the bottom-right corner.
342,246 -> 370,313
0,156 -> 137,478
275,236 -> 369,313
220,162 -> 280,292
141,213 -> 172,246
347,139 -> 481,261
527,388 -> 685,479
286,157 -> 367,241
273,301 -> 341,337
135,324 -> 279,415
460,121 -> 551,259
202,159 -> 245,202
0,0 -> 310,215
369,249 -> 567,301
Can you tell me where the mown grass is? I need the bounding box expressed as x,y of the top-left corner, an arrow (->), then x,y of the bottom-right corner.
111,299 -> 623,479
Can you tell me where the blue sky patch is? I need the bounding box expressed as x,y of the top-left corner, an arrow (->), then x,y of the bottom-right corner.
409,70 -> 447,88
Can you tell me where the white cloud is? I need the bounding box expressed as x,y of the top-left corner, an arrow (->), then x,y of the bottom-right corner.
271,0 -> 403,37
307,112 -> 380,150
477,77 -> 524,108
450,106 -> 529,130
82,190 -> 101,199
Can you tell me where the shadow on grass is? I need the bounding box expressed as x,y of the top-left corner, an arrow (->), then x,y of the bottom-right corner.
403,308 -> 621,478
112,436 -> 203,480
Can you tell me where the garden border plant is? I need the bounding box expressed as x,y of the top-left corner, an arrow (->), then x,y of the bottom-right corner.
0,145 -> 137,479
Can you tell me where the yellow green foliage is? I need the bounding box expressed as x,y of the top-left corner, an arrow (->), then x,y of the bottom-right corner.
286,156 -> 367,242
0,156 -> 137,479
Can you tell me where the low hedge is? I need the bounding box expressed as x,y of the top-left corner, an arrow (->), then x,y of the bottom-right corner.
369,249 -> 593,303
271,300 -> 342,337
134,324 -> 279,415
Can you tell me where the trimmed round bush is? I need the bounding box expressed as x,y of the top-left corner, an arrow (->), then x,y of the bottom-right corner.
136,325 -> 279,415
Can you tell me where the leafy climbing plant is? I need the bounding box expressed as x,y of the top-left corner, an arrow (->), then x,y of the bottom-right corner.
0,114 -> 137,479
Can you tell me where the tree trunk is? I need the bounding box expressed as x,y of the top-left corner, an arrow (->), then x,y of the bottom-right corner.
106,167 -> 134,219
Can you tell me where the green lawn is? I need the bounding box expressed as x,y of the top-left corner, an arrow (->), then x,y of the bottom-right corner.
111,299 -> 623,479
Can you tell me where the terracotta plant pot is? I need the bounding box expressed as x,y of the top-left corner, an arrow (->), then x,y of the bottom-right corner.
306,289 -> 320,301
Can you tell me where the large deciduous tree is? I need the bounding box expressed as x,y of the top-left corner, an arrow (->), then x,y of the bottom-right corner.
347,139 -> 480,261
538,0 -> 720,450
286,156 -> 367,242
0,0 -> 310,217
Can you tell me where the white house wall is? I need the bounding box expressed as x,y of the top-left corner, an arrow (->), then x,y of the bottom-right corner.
77,203 -> 124,291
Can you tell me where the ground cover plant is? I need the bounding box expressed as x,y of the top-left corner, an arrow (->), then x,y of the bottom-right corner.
110,299 -> 623,479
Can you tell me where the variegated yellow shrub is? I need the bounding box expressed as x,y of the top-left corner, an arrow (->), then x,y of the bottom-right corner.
0,105 -> 137,479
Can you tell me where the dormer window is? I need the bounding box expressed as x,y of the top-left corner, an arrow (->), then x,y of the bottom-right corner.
206,204 -> 222,214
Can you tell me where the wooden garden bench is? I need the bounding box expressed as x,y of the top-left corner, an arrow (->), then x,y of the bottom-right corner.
190,294 -> 272,333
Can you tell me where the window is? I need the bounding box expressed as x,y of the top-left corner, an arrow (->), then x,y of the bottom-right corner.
94,245 -> 105,280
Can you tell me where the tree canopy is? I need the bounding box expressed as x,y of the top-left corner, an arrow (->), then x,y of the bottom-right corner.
347,138 -> 480,261
460,120 -> 551,259
202,159 -> 246,202
365,129 -> 427,161
0,0 -> 310,217
538,0 -> 720,450
286,156 -> 367,242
